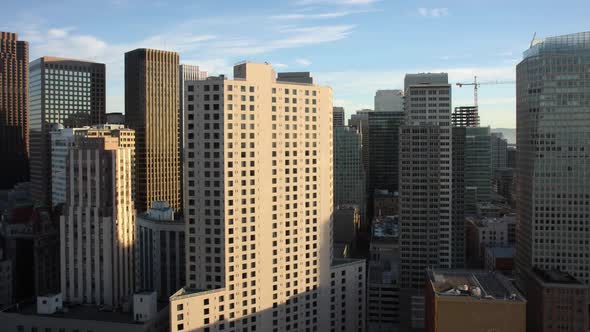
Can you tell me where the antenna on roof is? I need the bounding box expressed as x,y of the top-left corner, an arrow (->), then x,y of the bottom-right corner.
530,32 -> 537,48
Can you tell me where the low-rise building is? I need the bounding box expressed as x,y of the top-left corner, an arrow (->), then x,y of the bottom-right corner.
0,294 -> 169,332
484,246 -> 515,272
466,214 -> 516,268
329,259 -> 366,332
425,269 -> 526,332
333,205 -> 360,258
526,269 -> 589,332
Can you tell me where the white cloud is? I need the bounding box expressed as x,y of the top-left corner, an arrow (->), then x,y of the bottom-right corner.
418,7 -> 449,17
295,58 -> 312,66
270,11 -> 355,20
47,28 -> 73,39
273,63 -> 289,69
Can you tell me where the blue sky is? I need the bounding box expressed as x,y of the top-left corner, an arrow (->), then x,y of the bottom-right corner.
2,0 -> 589,128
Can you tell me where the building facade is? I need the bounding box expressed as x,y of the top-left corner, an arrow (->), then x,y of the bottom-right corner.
491,132 -> 507,175
60,125 -> 135,307
332,106 -> 345,127
515,31 -> 590,293
0,32 -> 29,189
136,201 -> 185,301
526,269 -> 589,332
125,49 -> 181,213
334,126 -> 365,221
374,90 -> 403,113
29,57 -> 106,207
367,111 -> 405,196
466,214 -> 516,268
465,127 -> 492,202
399,73 -> 456,330
170,62 -> 365,332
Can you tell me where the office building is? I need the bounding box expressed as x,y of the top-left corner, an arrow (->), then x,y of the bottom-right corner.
491,132 -> 507,175
29,57 -> 106,207
333,106 -> 345,127
368,215 -> 400,332
373,189 -> 398,217
106,112 -> 125,124
526,269 -> 589,332
334,126 -> 365,220
425,269 -> 526,332
50,126 -> 90,207
136,201 -> 185,301
374,89 -> 403,113
451,126 -> 466,269
493,167 -> 515,206
0,32 -> 29,189
506,145 -> 516,168
465,127 -> 492,202
466,214 -> 516,268
516,31 -> 590,293
367,111 -> 405,196
170,62 -> 365,332
125,48 -> 180,213
348,109 -> 371,176
60,125 -> 135,307
399,73 -> 456,330
451,106 -> 479,127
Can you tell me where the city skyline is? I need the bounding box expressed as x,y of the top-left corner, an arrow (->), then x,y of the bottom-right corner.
2,0 -> 589,128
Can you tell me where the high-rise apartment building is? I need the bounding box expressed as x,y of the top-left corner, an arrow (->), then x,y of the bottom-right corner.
170,63 -> 365,332
374,89 -> 403,113
125,48 -> 180,213
0,32 -> 29,189
334,126 -> 365,219
136,201 -> 185,301
452,106 -> 479,127
491,132 -> 507,174
516,31 -> 590,296
332,106 -> 345,127
60,125 -> 135,307
465,127 -> 492,202
367,111 -> 405,196
399,73 -> 456,330
29,57 -> 106,207
179,65 -> 207,153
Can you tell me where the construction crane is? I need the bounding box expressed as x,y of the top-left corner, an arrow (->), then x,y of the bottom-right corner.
455,76 -> 516,108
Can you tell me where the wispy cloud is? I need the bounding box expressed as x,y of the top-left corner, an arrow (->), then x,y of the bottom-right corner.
295,58 -> 312,66
270,11 -> 356,20
273,63 -> 289,69
439,54 -> 472,61
293,0 -> 378,5
418,7 -> 449,17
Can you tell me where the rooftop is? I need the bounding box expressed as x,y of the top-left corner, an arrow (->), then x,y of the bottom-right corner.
1,302 -> 168,324
371,215 -> 399,239
532,268 -> 584,285
524,31 -> 590,59
427,269 -> 525,302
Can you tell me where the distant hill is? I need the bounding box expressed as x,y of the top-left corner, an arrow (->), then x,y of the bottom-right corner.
491,128 -> 516,144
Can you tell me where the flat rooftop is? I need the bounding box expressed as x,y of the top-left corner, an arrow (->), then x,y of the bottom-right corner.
532,268 -> 584,285
428,269 -> 525,302
1,302 -> 168,324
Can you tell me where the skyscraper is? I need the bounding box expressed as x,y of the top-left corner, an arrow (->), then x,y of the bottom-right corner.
399,73 -> 457,330
60,125 -> 135,307
170,62 -> 365,332
367,111 -> 405,195
491,132 -> 508,174
349,109 -> 372,177
516,32 -> 590,295
125,49 -> 181,213
465,127 -> 492,203
332,106 -> 345,127
452,106 -> 479,127
29,57 -> 105,206
0,32 -> 29,189
334,126 -> 366,220
374,89 -> 403,113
